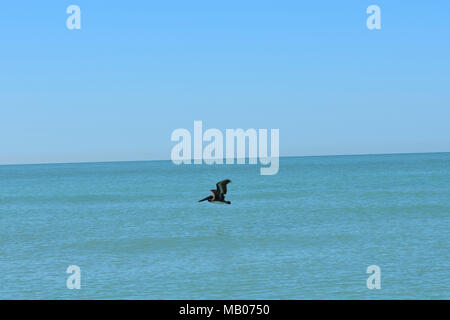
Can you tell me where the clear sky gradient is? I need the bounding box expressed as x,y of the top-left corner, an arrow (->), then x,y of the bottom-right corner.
1,1 -> 449,164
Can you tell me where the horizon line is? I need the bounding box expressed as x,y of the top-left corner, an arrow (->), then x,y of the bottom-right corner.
0,151 -> 448,167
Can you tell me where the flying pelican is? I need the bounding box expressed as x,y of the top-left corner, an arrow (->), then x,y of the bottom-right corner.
198,179 -> 232,204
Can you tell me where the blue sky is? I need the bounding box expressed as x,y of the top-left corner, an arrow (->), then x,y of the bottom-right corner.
1,1 -> 449,164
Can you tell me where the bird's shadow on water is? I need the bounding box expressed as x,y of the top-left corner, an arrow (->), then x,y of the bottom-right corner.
214,226 -> 227,237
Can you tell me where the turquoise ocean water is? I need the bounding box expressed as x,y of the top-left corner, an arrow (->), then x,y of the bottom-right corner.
0,153 -> 449,299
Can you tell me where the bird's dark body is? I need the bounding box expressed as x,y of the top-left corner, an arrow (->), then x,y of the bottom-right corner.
198,179 -> 231,204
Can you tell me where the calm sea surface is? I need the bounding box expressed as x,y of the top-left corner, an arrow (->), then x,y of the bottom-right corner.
0,153 -> 449,299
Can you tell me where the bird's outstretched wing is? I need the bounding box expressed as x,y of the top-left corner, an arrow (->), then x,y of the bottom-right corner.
216,179 -> 231,195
